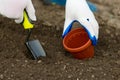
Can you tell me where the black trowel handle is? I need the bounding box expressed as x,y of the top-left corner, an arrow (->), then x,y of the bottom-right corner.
26,29 -> 32,42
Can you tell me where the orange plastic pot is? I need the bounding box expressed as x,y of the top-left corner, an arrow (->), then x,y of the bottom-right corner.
63,28 -> 94,59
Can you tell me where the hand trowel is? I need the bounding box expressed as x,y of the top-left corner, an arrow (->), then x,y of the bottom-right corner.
21,11 -> 46,60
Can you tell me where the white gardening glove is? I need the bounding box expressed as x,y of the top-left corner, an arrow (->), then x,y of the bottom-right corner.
0,0 -> 36,23
62,0 -> 99,45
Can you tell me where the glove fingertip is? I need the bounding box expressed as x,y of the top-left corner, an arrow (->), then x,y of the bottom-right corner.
91,36 -> 98,46
15,18 -> 23,24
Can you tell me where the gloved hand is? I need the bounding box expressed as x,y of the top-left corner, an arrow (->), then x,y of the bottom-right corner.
0,0 -> 36,23
62,0 -> 99,45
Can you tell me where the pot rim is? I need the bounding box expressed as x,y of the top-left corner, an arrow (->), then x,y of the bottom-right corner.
63,28 -> 92,53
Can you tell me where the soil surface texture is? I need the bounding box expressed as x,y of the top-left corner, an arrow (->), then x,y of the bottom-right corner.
0,0 -> 120,80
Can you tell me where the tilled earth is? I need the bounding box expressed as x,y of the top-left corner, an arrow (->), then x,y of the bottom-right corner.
0,0 -> 120,80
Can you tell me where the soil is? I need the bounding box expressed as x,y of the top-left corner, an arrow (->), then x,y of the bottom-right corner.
0,0 -> 120,80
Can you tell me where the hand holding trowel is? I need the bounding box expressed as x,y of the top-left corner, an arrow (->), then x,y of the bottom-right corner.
21,10 -> 46,60
0,0 -> 45,59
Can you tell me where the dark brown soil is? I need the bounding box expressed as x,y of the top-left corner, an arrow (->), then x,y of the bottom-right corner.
0,0 -> 120,80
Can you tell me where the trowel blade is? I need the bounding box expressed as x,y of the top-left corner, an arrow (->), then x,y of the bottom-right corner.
25,40 -> 46,59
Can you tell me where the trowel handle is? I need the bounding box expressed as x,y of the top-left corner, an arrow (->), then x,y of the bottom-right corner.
26,29 -> 32,42
22,10 -> 34,29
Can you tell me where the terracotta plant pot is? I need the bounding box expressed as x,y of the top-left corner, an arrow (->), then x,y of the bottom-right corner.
63,28 -> 94,59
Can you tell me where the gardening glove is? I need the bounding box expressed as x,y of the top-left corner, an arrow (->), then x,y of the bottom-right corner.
43,0 -> 97,12
0,0 -> 36,23
62,0 -> 99,46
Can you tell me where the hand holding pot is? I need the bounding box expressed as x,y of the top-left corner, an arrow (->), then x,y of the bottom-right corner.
0,0 -> 36,23
62,0 -> 99,45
